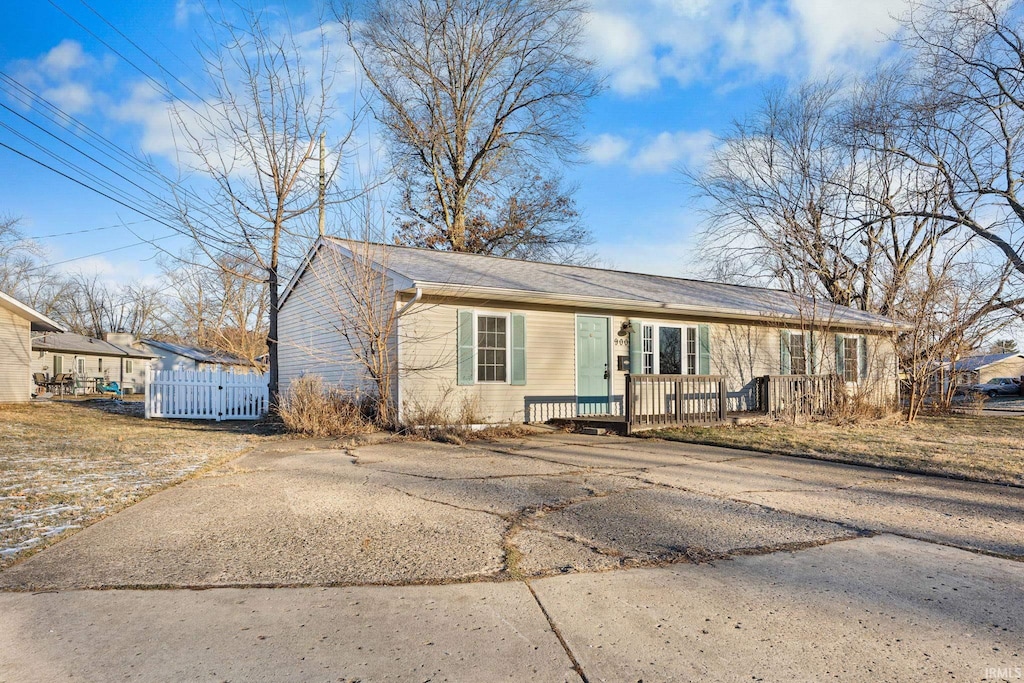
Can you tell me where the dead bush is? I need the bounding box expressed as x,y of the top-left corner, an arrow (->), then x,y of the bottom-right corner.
276,375 -> 374,437
401,389 -> 488,443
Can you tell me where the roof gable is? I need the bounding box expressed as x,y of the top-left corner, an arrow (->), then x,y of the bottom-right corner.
141,339 -> 253,366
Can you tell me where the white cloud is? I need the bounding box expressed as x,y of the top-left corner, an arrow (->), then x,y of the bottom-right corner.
629,130 -> 715,173
174,0 -> 202,28
41,83 -> 94,115
40,40 -> 91,76
587,133 -> 630,165
584,0 -> 911,94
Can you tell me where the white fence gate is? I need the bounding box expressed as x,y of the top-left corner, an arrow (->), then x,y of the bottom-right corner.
145,369 -> 269,421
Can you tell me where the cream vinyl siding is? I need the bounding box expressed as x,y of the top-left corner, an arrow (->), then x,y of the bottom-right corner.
278,248 -> 396,395
978,357 -> 1024,384
0,308 -> 31,403
398,299 -> 576,424
31,352 -> 149,392
399,305 -> 900,423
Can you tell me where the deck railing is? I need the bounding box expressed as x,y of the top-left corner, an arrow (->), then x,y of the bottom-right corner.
625,374 -> 727,433
756,374 -> 838,418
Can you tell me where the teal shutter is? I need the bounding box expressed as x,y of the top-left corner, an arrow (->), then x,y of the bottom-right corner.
779,330 -> 792,375
698,324 -> 711,375
628,319 -> 642,374
510,313 -> 526,386
835,334 -> 845,378
457,310 -> 475,386
809,331 -> 818,374
859,335 -> 868,381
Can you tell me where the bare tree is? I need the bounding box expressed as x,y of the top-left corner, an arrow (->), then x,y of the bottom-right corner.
160,251 -> 269,365
893,0 -> 1024,278
344,0 -> 600,261
171,4 -> 355,399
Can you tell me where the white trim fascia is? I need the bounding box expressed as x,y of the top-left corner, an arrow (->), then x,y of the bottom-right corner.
0,291 -> 64,332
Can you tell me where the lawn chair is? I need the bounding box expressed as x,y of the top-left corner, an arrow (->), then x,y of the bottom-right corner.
49,373 -> 74,397
32,373 -> 48,393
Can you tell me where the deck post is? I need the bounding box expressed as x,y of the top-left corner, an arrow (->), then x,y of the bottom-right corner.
718,377 -> 727,421
624,374 -> 633,435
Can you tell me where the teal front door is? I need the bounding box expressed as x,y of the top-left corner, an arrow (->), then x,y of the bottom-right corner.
576,316 -> 610,415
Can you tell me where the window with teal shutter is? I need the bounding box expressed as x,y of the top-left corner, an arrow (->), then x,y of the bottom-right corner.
510,314 -> 526,385
859,335 -> 868,381
457,310 -> 475,385
698,324 -> 711,375
779,330 -> 792,374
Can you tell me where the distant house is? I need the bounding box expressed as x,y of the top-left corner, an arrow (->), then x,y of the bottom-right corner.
0,291 -> 64,403
32,332 -> 156,394
950,352 -> 1024,388
278,238 -> 904,425
138,339 -> 256,373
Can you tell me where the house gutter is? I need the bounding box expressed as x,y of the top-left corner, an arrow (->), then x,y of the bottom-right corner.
395,287 -> 423,317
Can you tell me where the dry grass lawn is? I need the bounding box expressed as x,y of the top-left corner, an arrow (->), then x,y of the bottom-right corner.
649,413 -> 1024,487
0,400 -> 269,568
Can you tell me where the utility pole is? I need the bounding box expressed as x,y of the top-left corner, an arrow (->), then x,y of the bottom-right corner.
318,132 -> 326,237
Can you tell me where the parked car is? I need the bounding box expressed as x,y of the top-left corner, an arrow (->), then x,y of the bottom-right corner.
968,377 -> 1021,398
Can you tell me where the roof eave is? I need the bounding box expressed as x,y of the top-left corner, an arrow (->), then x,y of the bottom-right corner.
405,282 -> 906,333
0,291 -> 65,332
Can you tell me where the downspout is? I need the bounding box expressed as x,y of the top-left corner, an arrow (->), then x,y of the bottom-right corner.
393,287 -> 423,427
396,287 -> 423,318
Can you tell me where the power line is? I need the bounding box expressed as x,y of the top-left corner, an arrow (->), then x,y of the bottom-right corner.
30,220 -> 149,240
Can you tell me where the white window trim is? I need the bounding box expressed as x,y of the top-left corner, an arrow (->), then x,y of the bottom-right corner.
76,358 -> 86,374
125,359 -> 134,375
842,335 -> 862,384
473,310 -> 511,384
649,324 -> 699,375
785,330 -> 813,375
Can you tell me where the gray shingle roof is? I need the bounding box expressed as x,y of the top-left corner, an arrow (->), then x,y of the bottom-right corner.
325,239 -> 900,329
952,352 -> 1023,372
140,339 -> 253,366
32,332 -> 154,358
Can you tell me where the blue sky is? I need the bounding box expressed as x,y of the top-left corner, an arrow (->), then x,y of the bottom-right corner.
0,0 -> 910,283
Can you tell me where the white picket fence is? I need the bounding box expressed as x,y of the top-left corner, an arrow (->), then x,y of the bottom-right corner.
145,369 -> 269,421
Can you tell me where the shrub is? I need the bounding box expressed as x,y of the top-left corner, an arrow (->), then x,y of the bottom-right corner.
276,375 -> 373,437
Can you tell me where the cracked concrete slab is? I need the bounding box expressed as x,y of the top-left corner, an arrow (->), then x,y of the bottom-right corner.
0,449 -> 505,590
510,528 -> 623,576
530,486 -> 859,561
361,448 -> 580,480
634,459 -> 828,497
531,534 -> 1024,682
0,582 -> 581,683
739,476 -> 1024,558
376,469 -> 647,518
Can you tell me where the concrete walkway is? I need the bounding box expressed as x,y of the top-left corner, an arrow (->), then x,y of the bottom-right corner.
1,433 -> 1022,681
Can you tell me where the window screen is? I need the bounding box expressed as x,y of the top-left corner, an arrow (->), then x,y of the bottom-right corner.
477,316 -> 507,382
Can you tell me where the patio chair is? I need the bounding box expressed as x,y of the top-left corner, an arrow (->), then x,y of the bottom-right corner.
32,373 -> 47,391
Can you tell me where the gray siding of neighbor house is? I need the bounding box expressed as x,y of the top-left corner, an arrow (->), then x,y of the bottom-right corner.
397,299 -> 900,424
278,248 -> 397,399
0,307 -> 31,403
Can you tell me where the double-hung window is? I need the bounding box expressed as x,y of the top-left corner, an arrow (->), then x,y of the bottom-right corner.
642,324 -> 698,374
476,315 -> 507,383
76,358 -> 86,374
843,337 -> 859,383
789,333 -> 807,375
125,359 -> 134,375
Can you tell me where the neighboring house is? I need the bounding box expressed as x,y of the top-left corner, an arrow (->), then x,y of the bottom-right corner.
32,332 -> 155,394
138,339 -> 257,373
949,353 -> 1024,389
278,238 -> 903,425
0,291 -> 64,403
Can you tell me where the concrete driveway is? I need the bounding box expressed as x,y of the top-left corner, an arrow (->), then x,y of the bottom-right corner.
1,432 -> 1022,681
